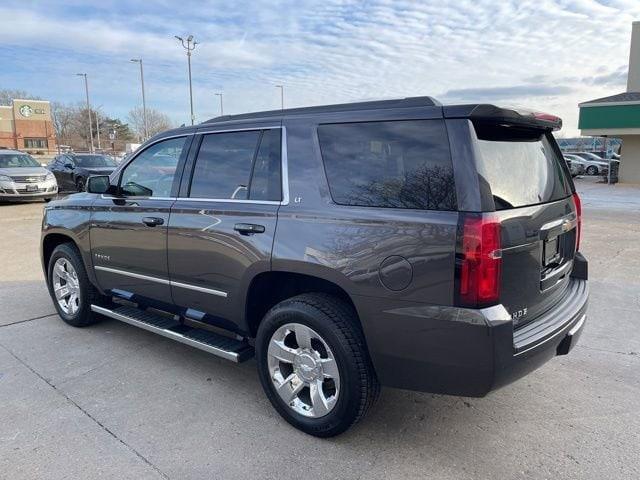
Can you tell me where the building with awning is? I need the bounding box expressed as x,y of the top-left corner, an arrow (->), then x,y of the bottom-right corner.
579,21 -> 640,183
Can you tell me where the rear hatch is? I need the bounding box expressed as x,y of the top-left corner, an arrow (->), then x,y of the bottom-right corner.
469,120 -> 579,327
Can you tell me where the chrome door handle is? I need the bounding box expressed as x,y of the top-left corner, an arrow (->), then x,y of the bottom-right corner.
234,223 -> 265,235
142,217 -> 164,227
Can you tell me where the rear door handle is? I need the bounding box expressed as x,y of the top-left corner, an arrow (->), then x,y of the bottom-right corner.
234,223 -> 265,235
142,217 -> 164,227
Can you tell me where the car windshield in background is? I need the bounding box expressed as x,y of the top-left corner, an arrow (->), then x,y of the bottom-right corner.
0,153 -> 42,168
75,155 -> 117,168
474,125 -> 571,210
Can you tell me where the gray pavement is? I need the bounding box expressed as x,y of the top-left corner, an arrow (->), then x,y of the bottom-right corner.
1,181 -> 639,480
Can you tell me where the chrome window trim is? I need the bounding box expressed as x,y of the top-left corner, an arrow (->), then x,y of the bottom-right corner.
105,126 -> 290,206
95,265 -> 228,298
189,125 -> 290,206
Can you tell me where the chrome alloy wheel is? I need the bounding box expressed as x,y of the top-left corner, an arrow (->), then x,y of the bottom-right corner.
52,258 -> 81,315
267,323 -> 340,418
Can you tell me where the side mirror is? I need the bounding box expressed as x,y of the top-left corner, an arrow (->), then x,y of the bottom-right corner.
87,175 -> 111,194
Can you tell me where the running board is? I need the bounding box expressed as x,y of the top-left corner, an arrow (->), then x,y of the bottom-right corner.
91,304 -> 254,363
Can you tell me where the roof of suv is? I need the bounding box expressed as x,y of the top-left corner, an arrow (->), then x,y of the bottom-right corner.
201,96 -> 562,131
203,96 -> 441,123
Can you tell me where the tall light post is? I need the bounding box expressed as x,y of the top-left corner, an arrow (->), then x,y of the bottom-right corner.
175,35 -> 198,125
215,93 -> 223,116
95,109 -> 101,150
275,85 -> 284,110
130,58 -> 148,140
76,73 -> 94,153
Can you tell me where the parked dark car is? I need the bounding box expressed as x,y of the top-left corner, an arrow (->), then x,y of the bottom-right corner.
48,153 -> 117,192
41,97 -> 588,437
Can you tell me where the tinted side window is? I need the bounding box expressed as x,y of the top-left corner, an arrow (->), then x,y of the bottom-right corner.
120,137 -> 186,197
317,120 -> 455,211
189,129 -> 282,201
249,129 -> 282,201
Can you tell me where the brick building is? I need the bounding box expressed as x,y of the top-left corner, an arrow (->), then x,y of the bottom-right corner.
0,99 -> 58,155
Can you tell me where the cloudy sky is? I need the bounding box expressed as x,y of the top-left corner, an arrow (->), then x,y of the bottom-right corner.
1,0 -> 638,136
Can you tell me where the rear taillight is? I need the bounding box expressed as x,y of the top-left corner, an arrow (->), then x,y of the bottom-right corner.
573,192 -> 582,251
456,214 -> 502,308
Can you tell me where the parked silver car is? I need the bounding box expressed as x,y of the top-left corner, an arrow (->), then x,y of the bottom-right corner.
566,151 -> 610,175
0,149 -> 58,202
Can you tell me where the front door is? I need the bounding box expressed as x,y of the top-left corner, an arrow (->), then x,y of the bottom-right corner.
90,136 -> 191,303
168,127 -> 283,330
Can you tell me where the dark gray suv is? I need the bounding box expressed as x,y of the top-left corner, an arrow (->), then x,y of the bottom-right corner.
41,97 -> 588,437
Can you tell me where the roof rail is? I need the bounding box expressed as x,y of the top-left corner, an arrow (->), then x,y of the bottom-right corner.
203,96 -> 441,124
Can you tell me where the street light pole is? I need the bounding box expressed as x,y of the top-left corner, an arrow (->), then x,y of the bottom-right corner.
275,85 -> 284,110
130,58 -> 148,140
76,73 -> 94,153
215,93 -> 223,115
175,35 -> 198,125
95,110 -> 101,150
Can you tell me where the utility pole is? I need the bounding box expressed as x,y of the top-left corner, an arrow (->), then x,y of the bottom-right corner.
215,93 -> 223,115
130,58 -> 148,140
175,35 -> 198,125
76,73 -> 94,153
95,110 -> 101,150
275,85 -> 284,110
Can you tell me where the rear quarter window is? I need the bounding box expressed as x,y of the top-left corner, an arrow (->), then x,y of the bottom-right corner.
317,119 -> 456,211
473,124 -> 571,210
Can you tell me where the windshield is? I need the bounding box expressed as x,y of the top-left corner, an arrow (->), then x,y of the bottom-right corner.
474,124 -> 572,210
0,153 -> 42,168
74,155 -> 117,168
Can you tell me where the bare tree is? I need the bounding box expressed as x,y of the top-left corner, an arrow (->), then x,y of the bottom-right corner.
50,102 -> 75,148
0,89 -> 40,106
127,107 -> 173,140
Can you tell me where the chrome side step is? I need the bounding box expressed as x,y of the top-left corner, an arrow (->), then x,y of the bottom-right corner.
91,304 -> 254,363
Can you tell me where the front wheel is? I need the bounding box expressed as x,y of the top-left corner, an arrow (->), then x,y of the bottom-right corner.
46,243 -> 109,327
586,165 -> 598,175
256,293 -> 379,437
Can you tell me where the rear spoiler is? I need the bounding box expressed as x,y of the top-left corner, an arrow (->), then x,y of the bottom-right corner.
443,104 -> 562,131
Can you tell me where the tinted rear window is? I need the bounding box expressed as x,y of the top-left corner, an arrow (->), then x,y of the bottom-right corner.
317,120 -> 456,211
474,125 -> 571,210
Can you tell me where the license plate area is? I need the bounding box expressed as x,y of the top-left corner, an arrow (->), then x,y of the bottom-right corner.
543,236 -> 559,266
25,184 -> 39,192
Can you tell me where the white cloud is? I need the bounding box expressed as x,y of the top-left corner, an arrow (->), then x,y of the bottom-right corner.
1,0 -> 639,135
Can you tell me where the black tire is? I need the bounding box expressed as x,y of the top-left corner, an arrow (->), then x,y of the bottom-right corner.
75,177 -> 85,192
46,243 -> 109,327
44,198 -> 52,203
586,165 -> 598,175
256,293 -> 380,437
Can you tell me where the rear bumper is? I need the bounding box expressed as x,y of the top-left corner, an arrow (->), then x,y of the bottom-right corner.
356,261 -> 589,397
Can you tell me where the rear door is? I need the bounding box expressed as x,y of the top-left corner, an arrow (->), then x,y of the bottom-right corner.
167,125 -> 283,330
471,122 -> 577,326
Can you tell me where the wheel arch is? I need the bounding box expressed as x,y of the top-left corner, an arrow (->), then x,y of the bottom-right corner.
243,270 -> 361,339
41,230 -> 98,287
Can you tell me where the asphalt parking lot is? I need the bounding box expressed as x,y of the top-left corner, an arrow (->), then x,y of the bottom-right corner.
1,177 -> 639,480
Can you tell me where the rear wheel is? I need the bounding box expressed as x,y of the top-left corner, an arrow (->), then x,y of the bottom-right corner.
256,293 -> 379,437
46,243 -> 109,327
586,165 -> 598,175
